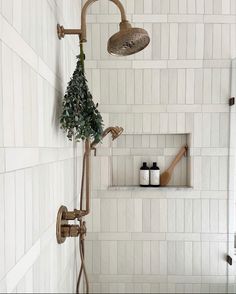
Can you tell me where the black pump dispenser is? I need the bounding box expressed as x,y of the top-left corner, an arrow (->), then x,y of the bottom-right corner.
150,162 -> 160,187
140,162 -> 150,187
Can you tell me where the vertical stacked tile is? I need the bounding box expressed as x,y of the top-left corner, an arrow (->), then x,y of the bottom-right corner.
85,0 -> 236,293
0,0 -> 83,292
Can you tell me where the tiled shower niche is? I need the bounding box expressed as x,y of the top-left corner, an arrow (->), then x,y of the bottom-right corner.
111,134 -> 191,187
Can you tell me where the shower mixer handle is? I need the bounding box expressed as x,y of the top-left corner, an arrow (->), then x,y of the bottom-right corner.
61,223 -> 87,238
62,209 -> 88,221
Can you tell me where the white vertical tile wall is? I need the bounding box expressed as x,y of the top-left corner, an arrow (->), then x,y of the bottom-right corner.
84,0 -> 236,293
0,0 -> 83,292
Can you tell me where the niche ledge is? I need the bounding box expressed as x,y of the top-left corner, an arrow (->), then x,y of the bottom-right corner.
108,185 -> 193,191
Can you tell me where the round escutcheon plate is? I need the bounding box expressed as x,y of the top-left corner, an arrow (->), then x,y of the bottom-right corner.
56,206 -> 68,244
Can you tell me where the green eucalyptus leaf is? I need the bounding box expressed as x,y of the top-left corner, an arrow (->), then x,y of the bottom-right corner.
60,55 -> 104,142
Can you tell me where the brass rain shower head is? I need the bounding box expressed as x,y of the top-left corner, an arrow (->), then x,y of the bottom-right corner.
57,0 -> 150,56
107,21 -> 150,56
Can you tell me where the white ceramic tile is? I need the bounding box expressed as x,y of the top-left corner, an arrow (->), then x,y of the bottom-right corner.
12,0 -> 21,32
5,148 -> 39,171
168,69 -> 177,104
151,199 -> 160,232
134,70 -> 143,104
169,24 -> 178,59
213,24 -> 222,59
178,24 -> 187,59
134,199 -> 142,232
210,200 -> 219,233
202,241 -> 210,275
152,23 -> 161,60
187,24 -> 195,59
168,241 -> 176,274
160,113 -> 168,134
143,241 -> 151,274
202,113 -> 211,147
4,172 -> 16,273
193,113 -> 202,147
2,43 -> 14,146
192,200 -> 201,233
184,242 -> 192,275
109,70 -> 118,105
168,199 -> 175,233
209,242 -> 219,275
219,156 -> 228,191
160,199 -> 167,232
177,69 -> 186,104
218,200 -> 227,233
161,24 -> 169,59
176,241 -> 185,275
203,69 -> 212,104
188,0 -> 196,13
192,242 -> 201,275
160,69 -> 169,104
15,170 -> 25,262
204,24 -> 213,59
186,69 -> 194,104
0,174 -> 4,280
143,69 -> 152,104
196,0 -> 204,14
6,240 -> 40,293
176,199 -> 184,233
2,0 -> 13,24
184,199 -> 192,233
210,156 -> 219,191
196,24 -> 204,59
211,113 -> 220,147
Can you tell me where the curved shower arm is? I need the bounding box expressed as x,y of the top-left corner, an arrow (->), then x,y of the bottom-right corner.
81,0 -> 127,42
57,0 -> 128,41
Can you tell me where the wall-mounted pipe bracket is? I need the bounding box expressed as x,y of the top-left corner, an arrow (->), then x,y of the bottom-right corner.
57,24 -> 82,40
56,206 -> 87,244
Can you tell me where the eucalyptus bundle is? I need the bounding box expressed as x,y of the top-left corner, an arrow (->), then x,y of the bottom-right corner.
60,56 -> 103,142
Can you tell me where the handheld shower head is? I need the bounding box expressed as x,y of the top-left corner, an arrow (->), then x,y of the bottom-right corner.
107,21 -> 150,56
109,126 -> 124,140
90,126 -> 124,149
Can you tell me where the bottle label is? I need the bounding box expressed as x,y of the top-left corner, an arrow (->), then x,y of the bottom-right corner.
150,170 -> 160,186
140,170 -> 149,186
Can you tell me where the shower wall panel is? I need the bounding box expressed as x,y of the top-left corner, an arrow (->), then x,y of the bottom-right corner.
85,0 -> 236,293
0,0 -> 82,292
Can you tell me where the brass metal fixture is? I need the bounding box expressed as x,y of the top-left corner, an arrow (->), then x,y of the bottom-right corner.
56,3 -> 131,290
56,206 -> 87,244
91,126 -> 124,149
57,0 -> 150,56
56,128 -> 123,244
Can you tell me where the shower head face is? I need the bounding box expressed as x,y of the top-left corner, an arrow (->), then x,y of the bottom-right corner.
111,126 -> 124,140
107,27 -> 150,56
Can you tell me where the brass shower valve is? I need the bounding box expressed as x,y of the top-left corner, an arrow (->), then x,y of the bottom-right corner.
61,222 -> 87,238
56,206 -> 87,244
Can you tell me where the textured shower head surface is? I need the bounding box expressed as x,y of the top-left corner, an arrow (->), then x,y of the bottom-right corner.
107,21 -> 150,56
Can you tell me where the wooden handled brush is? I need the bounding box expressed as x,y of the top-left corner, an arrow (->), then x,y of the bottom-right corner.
160,145 -> 188,186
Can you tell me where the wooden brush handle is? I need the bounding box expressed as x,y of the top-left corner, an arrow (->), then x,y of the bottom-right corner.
168,145 -> 188,173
